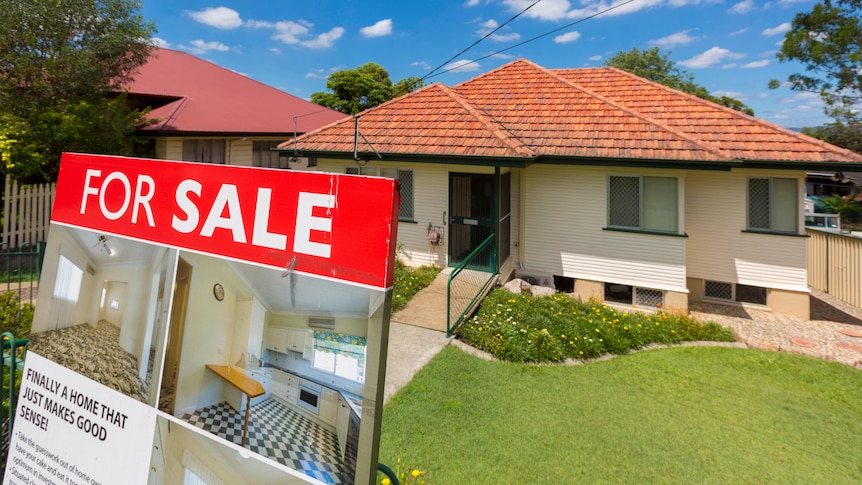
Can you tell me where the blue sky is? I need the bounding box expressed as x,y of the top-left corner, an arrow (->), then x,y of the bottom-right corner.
142,0 -> 829,129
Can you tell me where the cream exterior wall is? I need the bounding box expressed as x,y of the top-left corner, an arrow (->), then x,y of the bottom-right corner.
316,159 -> 521,271
521,165 -> 688,293
684,168 -> 808,293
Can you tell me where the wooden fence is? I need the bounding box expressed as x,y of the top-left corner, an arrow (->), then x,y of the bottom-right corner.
2,175 -> 55,248
807,228 -> 862,308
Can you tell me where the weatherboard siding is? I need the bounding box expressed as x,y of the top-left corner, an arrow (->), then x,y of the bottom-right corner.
521,165 -> 687,292
684,168 -> 808,292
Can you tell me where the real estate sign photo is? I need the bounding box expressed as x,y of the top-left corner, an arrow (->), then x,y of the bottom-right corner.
3,153 -> 400,485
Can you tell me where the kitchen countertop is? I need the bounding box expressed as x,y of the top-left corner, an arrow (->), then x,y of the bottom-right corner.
249,363 -> 362,417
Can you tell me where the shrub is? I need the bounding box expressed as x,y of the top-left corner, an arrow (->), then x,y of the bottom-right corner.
391,259 -> 440,313
458,289 -> 735,363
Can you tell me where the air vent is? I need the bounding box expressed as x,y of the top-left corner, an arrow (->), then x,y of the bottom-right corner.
308,317 -> 335,329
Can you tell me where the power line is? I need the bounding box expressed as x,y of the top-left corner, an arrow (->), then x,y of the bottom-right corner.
424,0 -> 639,81
420,0 -> 544,82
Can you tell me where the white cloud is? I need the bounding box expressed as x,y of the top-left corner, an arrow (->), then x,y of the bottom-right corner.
305,69 -> 326,79
712,90 -> 746,99
589,55 -> 602,61
187,7 -> 242,30
360,19 -> 393,38
742,59 -> 770,68
763,23 -> 791,36
301,27 -> 345,48
151,37 -> 170,48
728,0 -> 755,14
679,46 -> 746,68
444,59 -> 481,73
477,19 -> 520,42
249,20 -> 311,44
465,0 -> 481,5
554,31 -> 581,44
411,61 -> 431,70
270,47 -> 282,55
501,0 -> 663,21
729,28 -> 749,37
649,30 -> 699,48
181,40 -> 230,55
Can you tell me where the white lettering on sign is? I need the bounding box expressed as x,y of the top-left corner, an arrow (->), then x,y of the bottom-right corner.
294,192 -> 334,258
80,170 -> 156,226
132,175 -> 156,227
172,179 -> 202,233
252,188 -> 288,250
200,184 -> 246,243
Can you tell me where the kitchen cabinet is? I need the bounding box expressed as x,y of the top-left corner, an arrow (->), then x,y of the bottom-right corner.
287,328 -> 313,359
266,327 -> 312,358
336,394 -> 350,459
265,327 -> 289,353
319,388 -> 338,426
271,369 -> 298,405
231,297 -> 265,366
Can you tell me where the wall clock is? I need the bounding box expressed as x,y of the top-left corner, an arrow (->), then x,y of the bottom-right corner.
213,283 -> 225,301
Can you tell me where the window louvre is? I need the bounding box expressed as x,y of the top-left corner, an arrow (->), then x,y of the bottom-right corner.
252,141 -> 284,168
344,166 -> 414,220
748,178 -> 798,233
608,175 -> 678,233
608,176 -> 640,228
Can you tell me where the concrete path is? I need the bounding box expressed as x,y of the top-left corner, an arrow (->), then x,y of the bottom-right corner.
383,321 -> 451,404
383,268 -> 497,403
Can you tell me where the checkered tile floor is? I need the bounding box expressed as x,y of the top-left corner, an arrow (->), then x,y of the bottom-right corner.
180,398 -> 346,484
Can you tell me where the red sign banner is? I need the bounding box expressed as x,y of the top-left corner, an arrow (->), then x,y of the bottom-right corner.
52,153 -> 400,288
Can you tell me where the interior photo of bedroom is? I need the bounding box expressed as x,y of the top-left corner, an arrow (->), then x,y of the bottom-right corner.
29,224 -> 177,407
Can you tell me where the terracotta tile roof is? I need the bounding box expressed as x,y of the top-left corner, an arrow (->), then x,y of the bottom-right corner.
287,58 -> 862,165
124,48 -> 346,135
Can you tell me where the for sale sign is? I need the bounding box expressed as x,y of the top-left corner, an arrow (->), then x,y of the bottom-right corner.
5,153 -> 400,485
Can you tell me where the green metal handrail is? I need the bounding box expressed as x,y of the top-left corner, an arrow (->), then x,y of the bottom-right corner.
447,234 -> 498,337
2,332 -> 28,448
378,463 -> 399,485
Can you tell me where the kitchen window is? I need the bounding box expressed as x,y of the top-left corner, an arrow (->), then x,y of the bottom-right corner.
311,331 -> 366,383
747,177 -> 798,234
607,175 -> 679,234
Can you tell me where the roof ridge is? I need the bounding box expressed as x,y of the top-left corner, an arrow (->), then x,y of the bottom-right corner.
599,67 -> 862,161
537,63 -> 736,161
440,83 -> 537,158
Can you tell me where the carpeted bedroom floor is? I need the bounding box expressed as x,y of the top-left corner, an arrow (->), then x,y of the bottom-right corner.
28,320 -> 150,403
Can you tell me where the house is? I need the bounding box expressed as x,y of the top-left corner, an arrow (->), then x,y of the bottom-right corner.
282,58 -> 862,319
123,48 -> 346,168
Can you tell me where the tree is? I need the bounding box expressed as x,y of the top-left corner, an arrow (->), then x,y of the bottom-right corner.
0,0 -> 155,182
801,119 -> 862,153
605,47 -> 755,116
311,63 -> 424,115
773,0 -> 862,122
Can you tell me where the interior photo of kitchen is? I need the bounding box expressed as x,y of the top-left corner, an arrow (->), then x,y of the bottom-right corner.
30,224 -> 177,407
160,249 -> 381,485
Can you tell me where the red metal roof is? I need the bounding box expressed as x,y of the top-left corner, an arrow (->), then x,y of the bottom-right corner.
287,58 -> 862,165
125,48 -> 346,135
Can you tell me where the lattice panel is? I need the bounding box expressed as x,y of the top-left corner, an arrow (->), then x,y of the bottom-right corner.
608,176 -> 640,228
635,288 -> 663,308
748,178 -> 771,229
704,281 -> 733,301
397,170 -> 414,220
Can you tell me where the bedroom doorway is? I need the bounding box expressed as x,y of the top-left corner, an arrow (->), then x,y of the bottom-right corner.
158,257 -> 191,414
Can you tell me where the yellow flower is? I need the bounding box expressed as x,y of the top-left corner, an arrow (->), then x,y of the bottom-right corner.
579,351 -> 584,355
382,479 -> 391,485
478,326 -> 483,332
412,469 -> 421,478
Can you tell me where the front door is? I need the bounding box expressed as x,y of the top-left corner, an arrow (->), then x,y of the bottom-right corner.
449,173 -> 495,271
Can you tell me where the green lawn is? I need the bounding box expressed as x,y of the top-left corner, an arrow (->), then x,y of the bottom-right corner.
379,345 -> 862,484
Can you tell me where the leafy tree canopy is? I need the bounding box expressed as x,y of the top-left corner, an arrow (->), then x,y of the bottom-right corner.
605,47 -> 755,116
774,0 -> 862,122
801,119 -> 862,153
0,0 -> 155,182
311,63 -> 423,115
